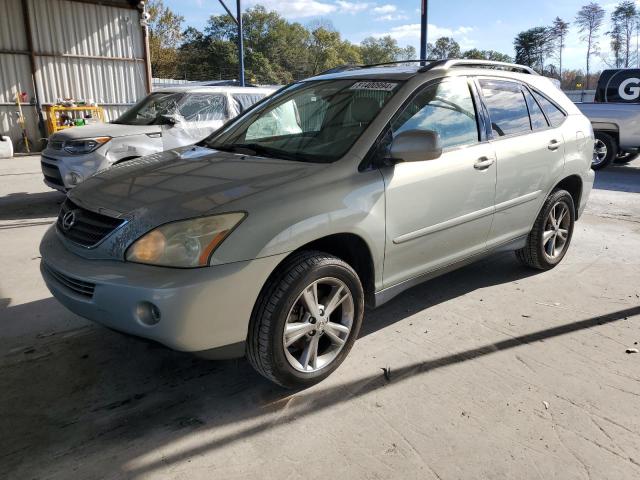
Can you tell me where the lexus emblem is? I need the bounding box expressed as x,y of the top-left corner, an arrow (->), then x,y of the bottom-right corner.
61,210 -> 77,231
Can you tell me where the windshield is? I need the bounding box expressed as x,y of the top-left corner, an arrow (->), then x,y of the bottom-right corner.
114,92 -> 228,126
205,79 -> 401,163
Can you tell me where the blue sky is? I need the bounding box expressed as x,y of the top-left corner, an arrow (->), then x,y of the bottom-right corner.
163,0 -> 640,71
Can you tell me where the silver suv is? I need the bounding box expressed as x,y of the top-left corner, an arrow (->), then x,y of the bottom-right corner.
40,60 -> 595,388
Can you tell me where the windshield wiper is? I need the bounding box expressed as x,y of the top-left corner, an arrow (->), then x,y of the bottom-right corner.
209,143 -> 303,161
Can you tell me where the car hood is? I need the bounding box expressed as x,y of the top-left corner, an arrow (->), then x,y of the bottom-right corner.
67,145 -> 325,254
51,122 -> 160,141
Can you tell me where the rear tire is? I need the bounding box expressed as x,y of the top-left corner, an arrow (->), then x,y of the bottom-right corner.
247,251 -> 364,388
614,152 -> 639,164
592,132 -> 617,170
516,190 -> 575,270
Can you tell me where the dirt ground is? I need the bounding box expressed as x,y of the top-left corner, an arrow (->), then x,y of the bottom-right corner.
1,155 -> 639,479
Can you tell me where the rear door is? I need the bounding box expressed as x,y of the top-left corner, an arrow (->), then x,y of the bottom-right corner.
382,76 -> 497,287
477,78 -> 566,248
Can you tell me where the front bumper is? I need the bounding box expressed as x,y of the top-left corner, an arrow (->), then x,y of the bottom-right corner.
39,226 -> 287,353
40,149 -> 109,191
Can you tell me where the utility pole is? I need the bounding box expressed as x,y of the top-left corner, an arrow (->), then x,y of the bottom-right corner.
419,0 -> 428,63
217,0 -> 245,86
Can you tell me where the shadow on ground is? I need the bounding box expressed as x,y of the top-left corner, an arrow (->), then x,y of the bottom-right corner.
0,191 -> 65,221
3,252 -> 638,478
594,163 -> 640,194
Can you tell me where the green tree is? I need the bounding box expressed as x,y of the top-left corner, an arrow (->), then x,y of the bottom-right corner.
428,37 -> 461,59
514,27 -> 553,73
462,49 -> 512,62
575,2 -> 605,90
147,0 -> 184,78
360,36 -> 401,64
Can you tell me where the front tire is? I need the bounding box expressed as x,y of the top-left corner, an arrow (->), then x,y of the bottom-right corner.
247,251 -> 364,388
516,190 -> 575,270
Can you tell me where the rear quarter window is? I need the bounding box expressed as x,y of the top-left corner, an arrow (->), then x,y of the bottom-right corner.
531,91 -> 566,127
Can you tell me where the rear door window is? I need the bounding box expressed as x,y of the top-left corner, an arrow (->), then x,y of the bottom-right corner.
179,94 -> 228,122
232,93 -> 266,113
479,80 -> 530,137
531,91 -> 566,127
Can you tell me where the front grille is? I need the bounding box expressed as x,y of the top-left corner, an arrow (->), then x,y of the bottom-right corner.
42,262 -> 95,298
57,198 -> 125,247
41,161 -> 64,187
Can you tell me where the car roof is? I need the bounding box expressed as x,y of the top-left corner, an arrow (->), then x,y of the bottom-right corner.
153,86 -> 278,94
308,65 -> 422,81
305,59 -> 540,82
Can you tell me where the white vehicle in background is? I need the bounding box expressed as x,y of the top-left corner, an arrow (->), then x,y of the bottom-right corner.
41,86 -> 276,191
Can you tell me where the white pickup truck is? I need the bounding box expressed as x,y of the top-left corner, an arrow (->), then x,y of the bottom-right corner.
576,69 -> 640,169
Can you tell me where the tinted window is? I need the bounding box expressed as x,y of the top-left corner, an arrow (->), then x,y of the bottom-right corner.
480,80 -> 530,137
392,77 -> 479,149
232,93 -> 266,112
523,89 -> 548,130
532,91 -> 566,127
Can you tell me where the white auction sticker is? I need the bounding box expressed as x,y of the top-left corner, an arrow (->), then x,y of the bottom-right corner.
349,81 -> 397,91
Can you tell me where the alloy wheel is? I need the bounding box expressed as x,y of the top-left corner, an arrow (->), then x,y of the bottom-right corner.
542,201 -> 571,261
282,277 -> 354,373
593,139 -> 608,167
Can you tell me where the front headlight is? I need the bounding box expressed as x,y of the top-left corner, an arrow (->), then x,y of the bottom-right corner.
64,137 -> 111,154
126,213 -> 246,267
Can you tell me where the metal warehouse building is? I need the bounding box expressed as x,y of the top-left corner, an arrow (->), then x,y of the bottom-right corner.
0,0 -> 151,150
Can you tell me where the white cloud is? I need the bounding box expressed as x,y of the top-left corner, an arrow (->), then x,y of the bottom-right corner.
375,14 -> 408,22
372,4 -> 396,14
244,0 -> 337,18
372,23 -> 476,50
336,1 -> 371,14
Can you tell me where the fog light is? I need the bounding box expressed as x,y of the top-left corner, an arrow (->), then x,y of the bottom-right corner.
135,301 -> 161,326
67,171 -> 81,186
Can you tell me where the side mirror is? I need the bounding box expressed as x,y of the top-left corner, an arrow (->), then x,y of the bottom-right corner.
389,129 -> 442,163
157,114 -> 178,126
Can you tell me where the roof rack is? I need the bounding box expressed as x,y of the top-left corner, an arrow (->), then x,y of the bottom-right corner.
316,60 -> 439,76
418,59 -> 538,75
315,59 -> 538,77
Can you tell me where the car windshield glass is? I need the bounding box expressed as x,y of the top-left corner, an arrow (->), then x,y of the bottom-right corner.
205,79 -> 401,163
113,93 -> 228,126
114,93 -> 185,126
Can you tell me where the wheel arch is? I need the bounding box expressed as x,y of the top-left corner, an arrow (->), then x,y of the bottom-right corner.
552,175 -> 583,218
259,233 -> 377,308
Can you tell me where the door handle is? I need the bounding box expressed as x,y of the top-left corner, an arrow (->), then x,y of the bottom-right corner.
548,139 -> 560,151
474,156 -> 495,170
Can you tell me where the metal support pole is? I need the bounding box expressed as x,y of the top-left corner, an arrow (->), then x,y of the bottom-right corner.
140,4 -> 153,94
419,0 -> 428,62
236,0 -> 245,86
218,0 -> 245,86
21,0 -> 46,142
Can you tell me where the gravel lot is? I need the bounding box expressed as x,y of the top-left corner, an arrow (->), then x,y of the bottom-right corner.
1,155 -> 639,479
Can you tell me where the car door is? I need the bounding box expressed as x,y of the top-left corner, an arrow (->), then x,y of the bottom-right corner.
162,93 -> 229,150
381,76 -> 497,288
477,79 -> 566,248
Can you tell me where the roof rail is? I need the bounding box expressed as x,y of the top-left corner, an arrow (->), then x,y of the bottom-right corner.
315,60 -> 440,76
419,59 -> 538,75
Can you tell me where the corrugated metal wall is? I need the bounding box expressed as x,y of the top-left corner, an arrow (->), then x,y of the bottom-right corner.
0,0 -> 147,150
